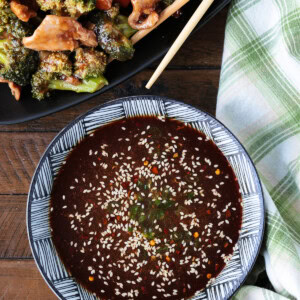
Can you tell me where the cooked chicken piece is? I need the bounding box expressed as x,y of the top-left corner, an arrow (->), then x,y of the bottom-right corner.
0,77 -> 21,101
23,15 -> 98,52
128,0 -> 160,30
10,0 -> 37,22
8,81 -> 21,100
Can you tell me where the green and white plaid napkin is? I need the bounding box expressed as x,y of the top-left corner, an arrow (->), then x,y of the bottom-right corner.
216,0 -> 300,299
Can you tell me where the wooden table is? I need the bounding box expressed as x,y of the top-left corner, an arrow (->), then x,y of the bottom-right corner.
0,8 -> 227,299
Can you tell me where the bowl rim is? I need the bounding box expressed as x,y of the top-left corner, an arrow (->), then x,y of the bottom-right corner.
27,95 -> 265,300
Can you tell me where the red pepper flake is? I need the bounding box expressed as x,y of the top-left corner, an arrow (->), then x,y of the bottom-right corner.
207,273 -> 212,279
226,210 -> 231,218
97,157 -> 101,161
164,228 -> 169,235
80,234 -> 89,240
176,250 -> 181,255
224,242 -> 229,248
207,209 -> 211,215
122,182 -> 130,189
215,263 -> 219,271
151,166 -> 159,174
103,218 -> 108,225
116,215 -> 121,221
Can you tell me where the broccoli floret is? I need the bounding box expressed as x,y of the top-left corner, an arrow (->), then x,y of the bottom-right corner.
31,51 -> 108,100
0,0 -> 8,8
0,39 -> 38,86
115,15 -> 137,38
0,7 -> 38,86
31,52 -> 72,100
91,11 -> 135,61
35,0 -> 64,15
0,6 -> 33,38
65,0 -> 95,18
36,0 -> 95,18
74,48 -> 107,79
103,4 -> 120,20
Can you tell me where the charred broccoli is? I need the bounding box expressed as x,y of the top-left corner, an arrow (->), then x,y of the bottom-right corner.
90,11 -> 135,61
101,4 -> 136,38
31,51 -> 108,100
0,6 -> 38,86
36,0 -> 96,18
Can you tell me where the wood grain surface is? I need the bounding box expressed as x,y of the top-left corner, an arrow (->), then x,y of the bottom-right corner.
0,196 -> 30,258
0,260 -> 56,299
0,7 -> 227,299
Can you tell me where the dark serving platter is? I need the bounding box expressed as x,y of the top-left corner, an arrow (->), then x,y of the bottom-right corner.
0,0 -> 231,124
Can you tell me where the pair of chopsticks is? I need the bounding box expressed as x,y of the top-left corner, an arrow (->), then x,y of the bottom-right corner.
129,0 -> 214,89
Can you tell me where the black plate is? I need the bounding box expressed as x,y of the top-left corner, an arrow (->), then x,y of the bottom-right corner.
0,0 -> 231,124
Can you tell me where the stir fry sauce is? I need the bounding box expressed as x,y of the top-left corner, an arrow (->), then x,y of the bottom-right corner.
50,116 -> 243,300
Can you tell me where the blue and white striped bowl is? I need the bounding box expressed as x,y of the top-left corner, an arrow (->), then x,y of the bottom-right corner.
27,96 -> 265,300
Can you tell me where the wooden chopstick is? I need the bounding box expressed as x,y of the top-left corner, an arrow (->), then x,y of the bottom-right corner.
131,0 -> 190,45
145,0 -> 214,89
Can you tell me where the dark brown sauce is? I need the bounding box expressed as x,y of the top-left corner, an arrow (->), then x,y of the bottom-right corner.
50,116 -> 242,300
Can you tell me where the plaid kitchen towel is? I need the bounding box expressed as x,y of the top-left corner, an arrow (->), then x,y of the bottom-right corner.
216,0 -> 300,299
